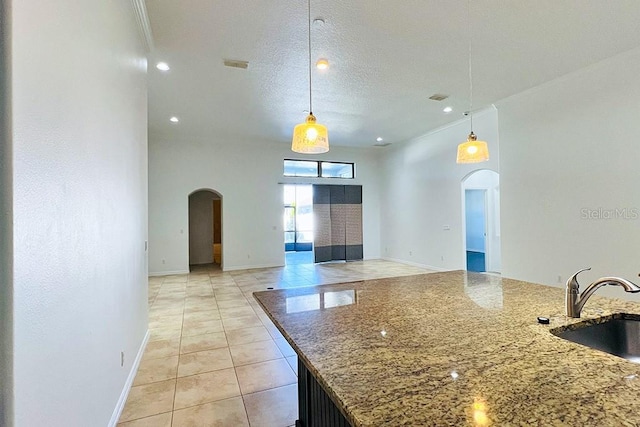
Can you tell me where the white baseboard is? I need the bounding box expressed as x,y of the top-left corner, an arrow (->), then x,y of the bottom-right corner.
108,329 -> 150,427
148,269 -> 190,277
381,257 -> 448,272
224,263 -> 284,271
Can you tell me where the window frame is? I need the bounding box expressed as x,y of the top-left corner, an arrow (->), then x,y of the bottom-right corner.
283,159 -> 355,179
319,161 -> 355,179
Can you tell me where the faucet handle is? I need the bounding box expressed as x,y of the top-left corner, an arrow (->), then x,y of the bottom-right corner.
567,267 -> 592,290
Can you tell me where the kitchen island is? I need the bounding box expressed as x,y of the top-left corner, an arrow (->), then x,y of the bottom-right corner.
253,270 -> 640,426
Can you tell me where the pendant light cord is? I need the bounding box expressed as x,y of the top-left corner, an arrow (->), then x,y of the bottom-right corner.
468,0 -> 473,133
308,0 -> 313,114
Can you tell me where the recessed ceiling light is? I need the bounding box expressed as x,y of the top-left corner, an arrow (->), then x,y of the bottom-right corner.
376,137 -> 383,142
443,106 -> 453,113
156,62 -> 170,71
169,116 -> 179,123
316,59 -> 329,70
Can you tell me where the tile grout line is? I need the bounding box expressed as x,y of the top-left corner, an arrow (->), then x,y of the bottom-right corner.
171,275 -> 186,417
230,272 -> 253,426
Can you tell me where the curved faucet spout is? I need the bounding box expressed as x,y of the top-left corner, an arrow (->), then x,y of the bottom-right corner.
565,268 -> 640,318
567,267 -> 591,292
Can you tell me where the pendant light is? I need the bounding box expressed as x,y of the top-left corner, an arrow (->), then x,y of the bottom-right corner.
291,0 -> 329,154
456,114 -> 489,163
456,0 -> 489,164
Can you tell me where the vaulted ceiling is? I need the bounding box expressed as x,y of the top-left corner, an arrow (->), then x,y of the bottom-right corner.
145,0 -> 640,148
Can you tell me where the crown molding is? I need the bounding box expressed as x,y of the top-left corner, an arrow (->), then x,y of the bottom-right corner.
131,0 -> 154,52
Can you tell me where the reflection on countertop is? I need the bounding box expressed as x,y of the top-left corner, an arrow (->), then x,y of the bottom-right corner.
286,289 -> 356,313
254,270 -> 640,427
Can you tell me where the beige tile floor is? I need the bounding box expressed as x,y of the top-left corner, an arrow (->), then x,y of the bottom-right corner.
118,258 -> 431,427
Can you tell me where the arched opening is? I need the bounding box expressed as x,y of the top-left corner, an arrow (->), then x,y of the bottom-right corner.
461,169 -> 501,273
188,189 -> 222,271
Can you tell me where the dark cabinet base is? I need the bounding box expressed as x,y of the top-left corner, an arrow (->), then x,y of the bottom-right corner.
297,358 -> 352,427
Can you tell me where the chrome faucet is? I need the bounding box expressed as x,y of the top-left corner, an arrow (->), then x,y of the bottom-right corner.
566,268 -> 640,318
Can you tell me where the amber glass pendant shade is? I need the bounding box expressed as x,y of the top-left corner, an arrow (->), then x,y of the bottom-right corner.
456,132 -> 489,163
292,113 -> 329,154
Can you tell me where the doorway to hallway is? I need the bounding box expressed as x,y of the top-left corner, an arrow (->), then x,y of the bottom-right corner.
462,170 -> 501,273
465,189 -> 487,272
188,189 -> 222,270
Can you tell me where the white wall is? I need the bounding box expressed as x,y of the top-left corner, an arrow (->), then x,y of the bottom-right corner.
498,47 -> 640,297
1,1 -> 13,423
11,1 -> 149,425
188,191 -> 217,265
379,108 -> 500,270
149,135 -> 381,274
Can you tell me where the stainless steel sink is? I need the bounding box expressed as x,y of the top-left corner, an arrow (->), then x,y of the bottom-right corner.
553,315 -> 640,363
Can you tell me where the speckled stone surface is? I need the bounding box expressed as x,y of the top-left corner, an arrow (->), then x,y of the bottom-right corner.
253,270 -> 640,427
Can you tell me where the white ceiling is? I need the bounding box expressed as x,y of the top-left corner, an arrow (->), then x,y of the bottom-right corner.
145,0 -> 640,148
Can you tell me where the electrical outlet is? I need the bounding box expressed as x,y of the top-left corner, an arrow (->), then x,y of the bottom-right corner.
409,251 -> 412,256
441,256 -> 445,261
162,259 -> 166,264
120,351 -> 125,367
557,275 -> 562,283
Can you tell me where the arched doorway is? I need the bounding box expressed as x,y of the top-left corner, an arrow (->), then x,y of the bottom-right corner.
461,170 -> 501,273
188,189 -> 222,270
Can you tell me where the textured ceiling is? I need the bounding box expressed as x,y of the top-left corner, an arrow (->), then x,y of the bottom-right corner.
145,0 -> 640,148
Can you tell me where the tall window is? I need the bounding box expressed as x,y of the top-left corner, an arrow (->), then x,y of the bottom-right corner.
284,185 -> 313,252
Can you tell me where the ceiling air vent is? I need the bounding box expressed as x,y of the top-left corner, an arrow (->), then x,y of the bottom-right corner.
428,94 -> 448,101
374,142 -> 392,147
223,59 -> 249,69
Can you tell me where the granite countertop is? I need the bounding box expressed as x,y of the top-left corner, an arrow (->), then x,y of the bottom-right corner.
253,270 -> 640,426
